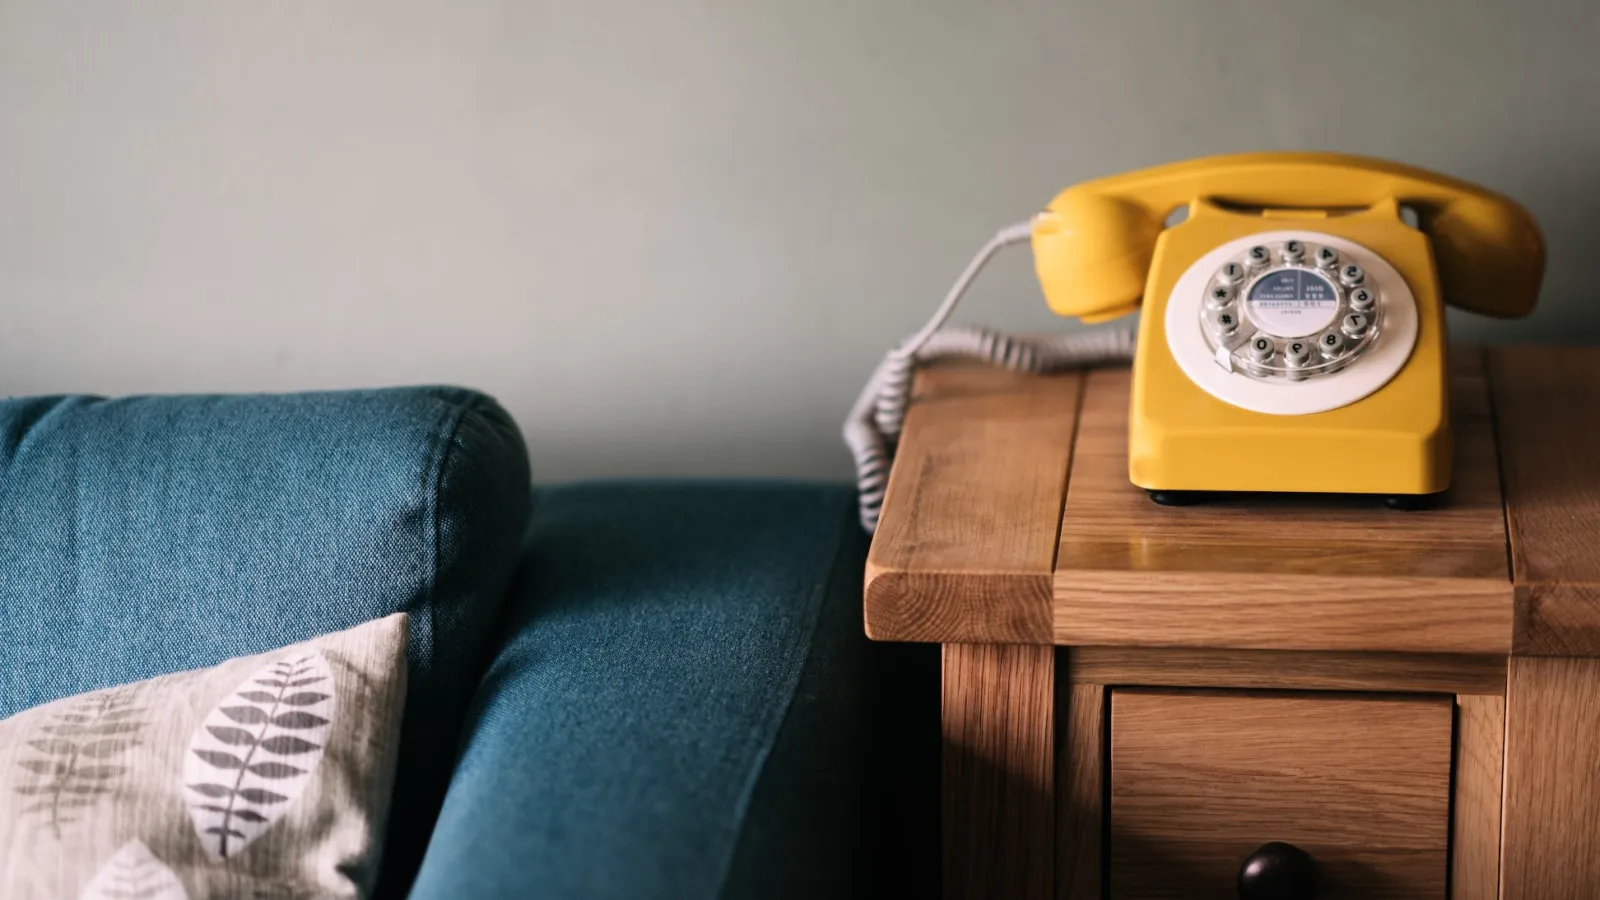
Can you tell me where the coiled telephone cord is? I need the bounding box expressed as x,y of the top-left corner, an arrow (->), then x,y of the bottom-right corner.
843,220 -> 1137,532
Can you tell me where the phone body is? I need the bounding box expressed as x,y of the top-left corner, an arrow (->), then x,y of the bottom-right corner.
1030,152 -> 1544,499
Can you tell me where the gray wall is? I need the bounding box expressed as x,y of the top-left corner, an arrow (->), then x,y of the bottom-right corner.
2,1 -> 1596,480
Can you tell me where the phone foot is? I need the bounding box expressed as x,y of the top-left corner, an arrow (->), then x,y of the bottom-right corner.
1383,492 -> 1445,511
1147,490 -> 1205,507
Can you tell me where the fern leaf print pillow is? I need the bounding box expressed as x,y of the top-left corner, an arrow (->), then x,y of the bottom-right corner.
0,614 -> 408,900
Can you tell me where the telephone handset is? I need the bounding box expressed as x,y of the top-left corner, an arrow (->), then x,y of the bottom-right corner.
1031,153 -> 1542,324
845,153 -> 1544,530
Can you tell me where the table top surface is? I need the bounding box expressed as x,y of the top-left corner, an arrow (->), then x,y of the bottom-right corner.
864,344 -> 1600,655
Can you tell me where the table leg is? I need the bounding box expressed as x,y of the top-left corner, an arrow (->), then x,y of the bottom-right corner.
942,643 -> 1054,900
1058,679 -> 1105,900
1502,656 -> 1600,898
1451,694 -> 1505,900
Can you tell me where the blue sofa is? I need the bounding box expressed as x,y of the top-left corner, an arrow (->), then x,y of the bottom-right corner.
0,387 -> 936,898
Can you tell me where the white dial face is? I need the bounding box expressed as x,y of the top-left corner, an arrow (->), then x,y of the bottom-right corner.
1246,269 -> 1340,338
1198,239 -> 1383,383
1164,230 -> 1419,417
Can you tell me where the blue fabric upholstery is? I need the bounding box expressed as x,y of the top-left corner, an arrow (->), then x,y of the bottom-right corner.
408,482 -> 888,900
0,389 -> 531,898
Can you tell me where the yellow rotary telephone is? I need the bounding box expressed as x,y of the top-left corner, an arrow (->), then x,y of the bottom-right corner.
846,152 -> 1545,530
1032,152 -> 1543,505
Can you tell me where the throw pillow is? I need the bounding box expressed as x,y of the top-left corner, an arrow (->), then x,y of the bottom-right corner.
0,613 -> 408,899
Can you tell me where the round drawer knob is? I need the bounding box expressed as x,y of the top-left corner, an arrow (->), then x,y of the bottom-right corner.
1237,841 -> 1317,900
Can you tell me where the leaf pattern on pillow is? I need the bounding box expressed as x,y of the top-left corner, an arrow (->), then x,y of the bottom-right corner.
79,839 -> 189,900
14,687 -> 145,838
183,652 -> 334,860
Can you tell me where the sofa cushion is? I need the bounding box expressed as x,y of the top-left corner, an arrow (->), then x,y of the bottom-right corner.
407,482 -> 903,900
0,388 -> 530,898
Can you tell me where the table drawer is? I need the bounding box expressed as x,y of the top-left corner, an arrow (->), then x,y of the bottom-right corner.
1108,689 -> 1453,899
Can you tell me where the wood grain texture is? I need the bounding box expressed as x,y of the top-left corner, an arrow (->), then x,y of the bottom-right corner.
1056,674 -> 1104,900
943,644 -> 1055,900
1067,646 -> 1506,695
1501,656 -> 1600,898
865,366 -> 1082,643
1108,690 -> 1453,900
1453,694 -> 1505,900
1490,346 -> 1600,656
1056,351 -> 1513,653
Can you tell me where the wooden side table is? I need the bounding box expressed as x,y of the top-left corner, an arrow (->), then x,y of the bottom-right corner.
864,345 -> 1600,900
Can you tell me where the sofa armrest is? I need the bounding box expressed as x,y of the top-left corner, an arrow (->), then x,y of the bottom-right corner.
0,387 -> 531,896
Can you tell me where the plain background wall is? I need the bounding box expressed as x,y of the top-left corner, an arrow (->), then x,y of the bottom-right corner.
2,1 -> 1597,480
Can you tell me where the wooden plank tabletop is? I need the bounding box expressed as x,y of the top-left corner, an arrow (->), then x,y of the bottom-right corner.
863,366 -> 1082,643
864,343 -> 1600,655
1054,350 -> 1511,654
1491,347 -> 1600,656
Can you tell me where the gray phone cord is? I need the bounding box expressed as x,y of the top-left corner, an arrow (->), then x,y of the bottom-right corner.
843,219 -> 1137,532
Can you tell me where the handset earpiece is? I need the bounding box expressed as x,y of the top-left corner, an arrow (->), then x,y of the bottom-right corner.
1031,189 -> 1164,323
